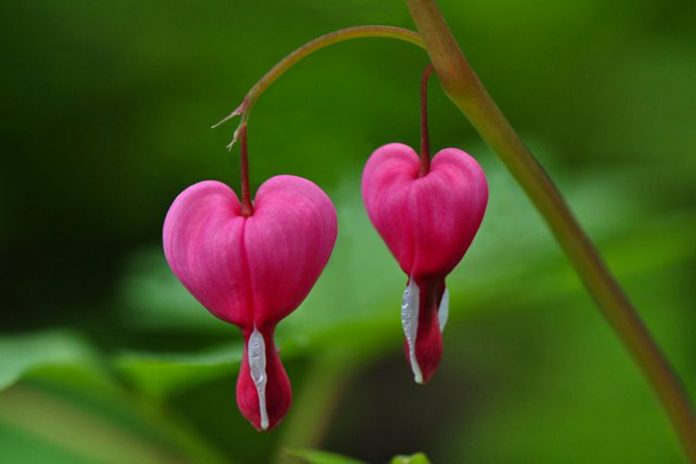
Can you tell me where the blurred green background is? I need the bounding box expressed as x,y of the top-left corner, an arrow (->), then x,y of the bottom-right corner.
1,0 -> 695,462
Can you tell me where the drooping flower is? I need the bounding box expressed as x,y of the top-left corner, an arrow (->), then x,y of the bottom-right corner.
163,176 -> 337,430
362,143 -> 488,383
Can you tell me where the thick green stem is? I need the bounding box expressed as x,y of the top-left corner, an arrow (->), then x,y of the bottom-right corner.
404,0 -> 696,460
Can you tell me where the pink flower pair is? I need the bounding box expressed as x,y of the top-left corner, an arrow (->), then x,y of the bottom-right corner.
162,140 -> 487,430
164,64 -> 487,430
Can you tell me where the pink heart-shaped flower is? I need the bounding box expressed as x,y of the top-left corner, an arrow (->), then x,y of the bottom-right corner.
163,175 -> 337,430
362,143 -> 488,383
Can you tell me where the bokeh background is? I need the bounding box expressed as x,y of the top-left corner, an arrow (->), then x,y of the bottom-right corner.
1,1 -> 695,463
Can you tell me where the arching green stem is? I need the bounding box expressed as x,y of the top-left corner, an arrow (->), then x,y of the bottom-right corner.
212,26 -> 424,148
405,0 -> 696,461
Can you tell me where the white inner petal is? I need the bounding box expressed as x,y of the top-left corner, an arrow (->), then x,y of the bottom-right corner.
401,279 -> 423,384
248,327 -> 269,430
438,287 -> 449,332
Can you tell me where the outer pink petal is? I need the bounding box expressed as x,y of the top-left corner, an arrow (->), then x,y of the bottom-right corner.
163,180 -> 251,327
245,175 -> 338,329
162,176 -> 337,329
409,148 -> 488,278
361,143 -> 419,274
362,144 -> 488,280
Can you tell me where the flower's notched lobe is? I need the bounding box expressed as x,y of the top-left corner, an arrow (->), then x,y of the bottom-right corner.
362,143 -> 488,383
163,176 -> 337,430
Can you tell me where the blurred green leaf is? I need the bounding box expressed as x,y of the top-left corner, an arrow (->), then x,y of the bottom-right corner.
284,448 -> 366,464
115,343 -> 242,398
0,330 -> 111,393
0,386 -> 184,464
0,420 -> 93,464
390,452 -> 431,464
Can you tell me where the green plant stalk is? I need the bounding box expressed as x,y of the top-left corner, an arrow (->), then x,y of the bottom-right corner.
132,393 -> 229,464
404,0 -> 696,460
273,350 -> 358,464
215,20 -> 696,461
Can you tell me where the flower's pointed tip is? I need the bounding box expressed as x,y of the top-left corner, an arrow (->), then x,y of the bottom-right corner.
413,371 -> 424,385
252,419 -> 270,432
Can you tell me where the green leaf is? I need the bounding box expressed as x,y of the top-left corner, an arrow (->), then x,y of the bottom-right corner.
0,420 -> 94,464
0,386 -> 184,464
114,343 -> 242,398
0,333 -> 228,462
283,448 -> 366,464
390,453 -> 431,464
0,330 -> 111,393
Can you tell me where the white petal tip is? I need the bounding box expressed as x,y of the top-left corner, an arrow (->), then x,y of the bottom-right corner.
248,328 -> 269,433
402,279 -> 423,386
438,287 -> 450,333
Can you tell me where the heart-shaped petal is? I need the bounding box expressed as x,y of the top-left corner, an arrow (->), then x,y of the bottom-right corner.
163,175 -> 337,329
243,177 -> 338,328
362,143 -> 488,280
163,181 -> 248,326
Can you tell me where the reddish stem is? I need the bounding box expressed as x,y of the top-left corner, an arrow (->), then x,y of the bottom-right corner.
238,123 -> 254,216
419,63 -> 434,176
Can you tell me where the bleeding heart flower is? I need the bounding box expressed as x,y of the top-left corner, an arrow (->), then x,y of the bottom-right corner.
361,65 -> 488,384
362,143 -> 487,383
163,175 -> 337,430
